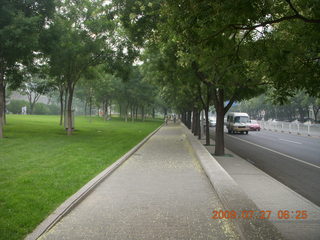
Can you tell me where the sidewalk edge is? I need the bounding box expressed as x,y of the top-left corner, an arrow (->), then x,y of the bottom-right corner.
25,124 -> 164,240
181,124 -> 285,240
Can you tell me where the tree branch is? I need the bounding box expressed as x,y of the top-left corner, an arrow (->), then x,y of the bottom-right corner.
285,0 -> 300,15
224,96 -> 236,114
230,13 -> 320,31
196,81 -> 206,109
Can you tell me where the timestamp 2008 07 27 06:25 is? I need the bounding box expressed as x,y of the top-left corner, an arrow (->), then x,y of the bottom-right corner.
212,210 -> 308,220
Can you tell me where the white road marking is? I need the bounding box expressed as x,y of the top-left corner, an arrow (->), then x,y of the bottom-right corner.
279,139 -> 302,145
227,134 -> 320,170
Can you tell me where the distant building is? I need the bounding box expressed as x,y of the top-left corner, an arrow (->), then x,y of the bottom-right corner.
9,91 -> 50,104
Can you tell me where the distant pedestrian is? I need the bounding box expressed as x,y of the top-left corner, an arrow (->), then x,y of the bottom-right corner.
165,115 -> 169,125
21,106 -> 27,115
173,115 -> 176,124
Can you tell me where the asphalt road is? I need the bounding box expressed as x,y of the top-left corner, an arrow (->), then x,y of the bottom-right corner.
210,128 -> 320,206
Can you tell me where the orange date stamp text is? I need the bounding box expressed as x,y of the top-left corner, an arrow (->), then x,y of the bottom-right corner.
211,210 -> 308,220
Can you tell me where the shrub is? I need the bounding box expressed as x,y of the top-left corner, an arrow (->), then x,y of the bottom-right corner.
33,103 -> 49,115
6,100 -> 60,115
6,100 -> 29,114
47,104 -> 60,115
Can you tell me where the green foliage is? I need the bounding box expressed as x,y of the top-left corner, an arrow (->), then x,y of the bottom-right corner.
112,0 -> 161,46
6,100 -> 60,115
0,0 -> 54,63
258,19 -> 320,98
46,104 -> 60,115
32,102 -> 48,115
0,0 -> 55,137
232,91 -> 318,122
33,103 -> 59,115
6,100 -> 29,114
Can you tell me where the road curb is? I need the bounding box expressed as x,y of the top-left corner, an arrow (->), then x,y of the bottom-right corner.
181,124 -> 284,240
25,124 -> 164,240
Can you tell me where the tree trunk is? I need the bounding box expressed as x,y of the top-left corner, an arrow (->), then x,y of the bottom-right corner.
214,103 -> 225,155
298,107 -> 304,122
84,100 -> 87,116
3,84 -> 6,125
204,106 -> 210,146
131,105 -> 134,122
152,108 -> 155,119
214,90 -> 235,156
67,83 -> 74,136
125,103 -> 128,122
186,112 -> 188,125
135,106 -> 138,120
191,109 -> 195,133
30,102 -> 35,115
192,108 -> 197,134
313,106 -> 320,122
89,94 -> 92,122
104,99 -> 108,120
64,88 -> 68,118
109,101 -> 112,118
194,110 -> 198,135
183,112 -> 187,125
196,110 -> 201,139
59,89 -> 64,126
0,71 -> 4,138
142,106 -> 145,121
186,112 -> 189,128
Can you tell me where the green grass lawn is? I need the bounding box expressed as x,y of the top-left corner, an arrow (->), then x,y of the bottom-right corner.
0,115 -> 162,240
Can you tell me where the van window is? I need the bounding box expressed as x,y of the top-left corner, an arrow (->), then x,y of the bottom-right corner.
234,116 -> 249,123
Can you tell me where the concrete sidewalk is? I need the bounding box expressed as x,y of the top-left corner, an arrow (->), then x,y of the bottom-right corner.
37,124 -> 241,240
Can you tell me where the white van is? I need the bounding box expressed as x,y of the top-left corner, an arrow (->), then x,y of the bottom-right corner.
226,112 -> 250,134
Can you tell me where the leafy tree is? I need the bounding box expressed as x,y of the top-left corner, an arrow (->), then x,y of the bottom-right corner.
42,0 -> 117,135
6,100 -> 29,114
141,44 -> 211,143
150,1 -> 266,155
88,67 -> 115,120
208,0 -> 320,99
19,74 -> 54,114
0,0 -> 54,138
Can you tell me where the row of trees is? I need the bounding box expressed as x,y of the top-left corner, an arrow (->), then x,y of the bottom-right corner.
74,67 -> 165,122
0,0 -> 165,138
114,0 -> 320,155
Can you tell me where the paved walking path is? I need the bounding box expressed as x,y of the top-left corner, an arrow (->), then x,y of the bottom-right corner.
39,123 -> 240,240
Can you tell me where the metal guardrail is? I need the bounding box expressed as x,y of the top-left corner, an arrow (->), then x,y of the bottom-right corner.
258,121 -> 320,137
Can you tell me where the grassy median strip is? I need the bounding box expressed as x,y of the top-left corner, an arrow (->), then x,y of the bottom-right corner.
0,115 -> 162,240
